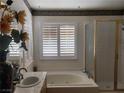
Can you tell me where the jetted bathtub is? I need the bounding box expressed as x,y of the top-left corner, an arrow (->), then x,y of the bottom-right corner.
47,71 -> 99,93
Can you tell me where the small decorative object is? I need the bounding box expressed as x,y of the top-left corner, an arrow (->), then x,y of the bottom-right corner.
0,0 -> 29,93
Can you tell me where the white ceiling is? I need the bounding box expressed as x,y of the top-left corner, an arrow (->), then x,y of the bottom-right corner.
27,0 -> 124,10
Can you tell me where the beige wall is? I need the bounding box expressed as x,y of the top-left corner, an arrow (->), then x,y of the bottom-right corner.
33,16 -> 86,71
33,16 -> 123,72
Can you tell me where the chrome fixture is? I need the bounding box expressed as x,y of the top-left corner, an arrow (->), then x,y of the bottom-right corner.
13,66 -> 27,84
18,68 -> 27,80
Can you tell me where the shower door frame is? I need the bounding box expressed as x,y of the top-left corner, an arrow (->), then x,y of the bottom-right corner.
94,19 -> 124,91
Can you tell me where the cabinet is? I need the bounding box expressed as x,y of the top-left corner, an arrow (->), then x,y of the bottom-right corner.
41,78 -> 47,93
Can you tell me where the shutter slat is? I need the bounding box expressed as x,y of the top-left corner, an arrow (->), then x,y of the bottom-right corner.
42,24 -> 58,56
9,40 -> 20,56
60,24 -> 75,56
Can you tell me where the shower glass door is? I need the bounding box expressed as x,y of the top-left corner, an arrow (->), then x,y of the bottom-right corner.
95,21 -> 116,90
85,24 -> 95,79
117,23 -> 124,89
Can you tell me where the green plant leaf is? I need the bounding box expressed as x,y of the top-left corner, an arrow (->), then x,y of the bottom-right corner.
0,35 -> 12,51
11,29 -> 20,43
20,42 -> 28,51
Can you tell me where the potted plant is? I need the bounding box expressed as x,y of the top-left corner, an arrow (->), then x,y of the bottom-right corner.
0,0 -> 29,93
0,0 -> 29,62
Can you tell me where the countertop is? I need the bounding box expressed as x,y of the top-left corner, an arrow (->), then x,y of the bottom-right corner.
14,72 -> 47,93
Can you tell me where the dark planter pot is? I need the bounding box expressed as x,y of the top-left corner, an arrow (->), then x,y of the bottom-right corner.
0,51 -> 14,93
0,51 -> 8,62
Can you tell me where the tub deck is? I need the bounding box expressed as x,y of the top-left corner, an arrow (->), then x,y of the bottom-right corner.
47,71 -> 99,93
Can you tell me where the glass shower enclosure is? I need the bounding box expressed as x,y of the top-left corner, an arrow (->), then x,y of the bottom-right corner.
85,20 -> 124,91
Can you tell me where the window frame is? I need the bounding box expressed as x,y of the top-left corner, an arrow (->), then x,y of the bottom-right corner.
40,23 -> 78,60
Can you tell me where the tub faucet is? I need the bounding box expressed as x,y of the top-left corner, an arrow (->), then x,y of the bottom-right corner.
84,70 -> 92,78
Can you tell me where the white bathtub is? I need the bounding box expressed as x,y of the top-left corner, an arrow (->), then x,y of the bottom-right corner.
47,71 -> 99,93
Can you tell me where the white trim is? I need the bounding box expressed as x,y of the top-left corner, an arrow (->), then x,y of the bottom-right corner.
58,24 -> 60,57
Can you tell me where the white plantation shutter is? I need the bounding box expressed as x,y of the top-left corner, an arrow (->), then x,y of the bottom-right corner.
41,23 -> 77,59
9,24 -> 20,57
60,25 -> 75,56
9,40 -> 20,56
42,24 -> 58,56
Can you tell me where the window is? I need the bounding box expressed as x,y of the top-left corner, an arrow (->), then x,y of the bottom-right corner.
8,24 -> 21,57
9,40 -> 20,57
40,23 -> 77,59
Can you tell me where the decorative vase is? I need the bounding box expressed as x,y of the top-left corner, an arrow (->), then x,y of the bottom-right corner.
0,51 -> 14,93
